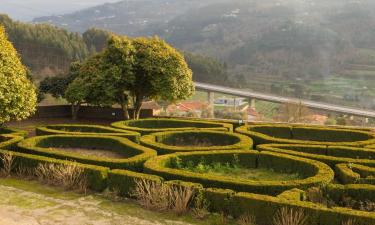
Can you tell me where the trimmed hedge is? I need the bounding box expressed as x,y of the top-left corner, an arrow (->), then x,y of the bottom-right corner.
0,149 -> 108,191
140,130 -> 253,155
0,134 -> 23,150
366,144 -> 375,149
111,118 -> 233,135
36,124 -> 141,143
0,127 -> 28,137
327,183 -> 375,203
144,150 -> 334,195
236,124 -> 375,147
257,144 -> 375,168
16,135 -> 157,170
336,163 -> 375,185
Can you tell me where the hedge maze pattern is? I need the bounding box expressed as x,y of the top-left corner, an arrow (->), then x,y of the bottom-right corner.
1,119 -> 375,225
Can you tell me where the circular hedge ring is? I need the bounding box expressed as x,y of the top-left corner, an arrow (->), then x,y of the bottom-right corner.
144,150 -> 334,195
17,135 -> 156,170
141,130 -> 253,155
257,144 -> 375,168
111,118 -> 233,135
236,124 -> 375,146
36,124 -> 140,142
0,134 -> 23,149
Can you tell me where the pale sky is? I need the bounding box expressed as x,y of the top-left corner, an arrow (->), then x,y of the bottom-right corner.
0,0 -> 120,21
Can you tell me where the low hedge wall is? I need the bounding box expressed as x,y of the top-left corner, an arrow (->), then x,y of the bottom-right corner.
0,127 -> 28,137
336,163 -> 375,185
144,150 -> 334,195
0,149 -> 108,191
140,130 -> 253,155
36,124 -> 141,143
111,118 -> 233,135
366,144 -> 375,149
16,135 -> 157,170
0,134 -> 23,150
257,144 -> 375,168
327,183 -> 375,203
236,124 -> 375,147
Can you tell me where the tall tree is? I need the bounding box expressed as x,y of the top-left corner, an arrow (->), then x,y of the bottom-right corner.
0,26 -> 37,124
130,37 -> 194,119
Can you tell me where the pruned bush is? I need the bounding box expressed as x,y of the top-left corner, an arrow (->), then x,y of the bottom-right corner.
273,207 -> 308,225
35,163 -> 87,191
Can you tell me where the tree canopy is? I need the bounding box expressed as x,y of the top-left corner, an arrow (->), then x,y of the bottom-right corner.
0,26 -> 37,124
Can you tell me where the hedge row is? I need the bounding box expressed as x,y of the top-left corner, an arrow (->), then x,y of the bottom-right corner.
336,163 -> 375,185
36,124 -> 141,143
0,127 -> 28,137
0,134 -> 24,150
140,130 -> 253,155
16,135 -> 157,171
143,150 -> 334,195
111,118 -> 233,135
257,144 -> 375,168
236,124 -> 375,147
0,148 -> 373,225
0,149 -> 108,191
327,183 -> 375,203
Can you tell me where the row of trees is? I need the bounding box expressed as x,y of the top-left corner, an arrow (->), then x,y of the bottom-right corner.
41,35 -> 195,120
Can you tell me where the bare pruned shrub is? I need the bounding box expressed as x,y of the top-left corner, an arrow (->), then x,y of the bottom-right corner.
0,153 -> 14,177
342,219 -> 357,225
273,207 -> 308,225
131,179 -> 195,215
237,212 -> 257,225
35,163 -> 87,192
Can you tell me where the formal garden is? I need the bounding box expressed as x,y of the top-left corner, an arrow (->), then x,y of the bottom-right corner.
1,23 -> 375,225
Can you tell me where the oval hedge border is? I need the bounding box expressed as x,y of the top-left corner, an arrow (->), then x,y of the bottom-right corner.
140,130 -> 253,155
236,124 -> 375,147
36,124 -> 141,143
111,118 -> 233,135
335,163 -> 375,185
0,134 -> 24,150
257,144 -> 375,168
0,127 -> 28,137
144,150 -> 334,195
16,135 -> 157,171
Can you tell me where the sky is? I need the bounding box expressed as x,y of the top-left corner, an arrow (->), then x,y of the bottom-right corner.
0,0 -> 120,21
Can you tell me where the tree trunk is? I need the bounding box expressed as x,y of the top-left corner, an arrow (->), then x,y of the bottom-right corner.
120,95 -> 130,120
71,103 -> 80,120
133,96 -> 143,120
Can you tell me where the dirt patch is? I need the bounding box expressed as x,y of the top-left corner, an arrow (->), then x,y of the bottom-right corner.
54,147 -> 125,159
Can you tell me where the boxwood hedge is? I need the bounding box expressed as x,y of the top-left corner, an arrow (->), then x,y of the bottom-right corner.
144,150 -> 334,195
0,149 -> 108,191
16,135 -> 156,171
140,130 -> 253,155
257,144 -> 375,168
111,118 -> 233,135
36,124 -> 141,143
0,134 -> 23,150
236,124 -> 375,146
336,163 -> 375,185
0,127 -> 28,137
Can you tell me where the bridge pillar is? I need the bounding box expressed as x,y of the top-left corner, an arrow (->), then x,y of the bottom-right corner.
248,98 -> 256,110
207,91 -> 215,118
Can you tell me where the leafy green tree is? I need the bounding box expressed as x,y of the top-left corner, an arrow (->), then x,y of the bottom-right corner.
129,37 -> 194,119
0,26 -> 37,124
83,28 -> 113,53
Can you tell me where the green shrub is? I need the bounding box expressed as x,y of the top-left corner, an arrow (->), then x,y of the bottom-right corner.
36,124 -> 141,143
16,135 -> 157,170
0,149 -> 108,191
111,118 -> 233,135
144,150 -> 334,195
0,134 -> 23,150
0,127 -> 28,137
257,144 -> 375,168
327,183 -> 375,203
366,144 -> 375,149
140,130 -> 253,155
236,124 -> 375,147
336,163 -> 375,185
